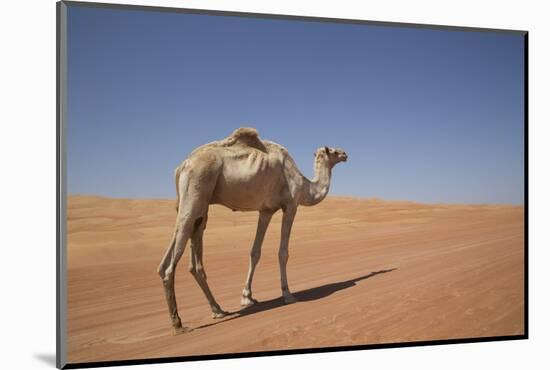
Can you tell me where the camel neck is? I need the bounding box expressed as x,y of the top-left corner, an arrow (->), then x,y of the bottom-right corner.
300,156 -> 332,206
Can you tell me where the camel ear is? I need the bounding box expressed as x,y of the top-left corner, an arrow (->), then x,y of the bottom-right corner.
324,146 -> 330,156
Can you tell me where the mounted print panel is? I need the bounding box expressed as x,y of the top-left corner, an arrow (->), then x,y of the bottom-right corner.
57,1 -> 527,368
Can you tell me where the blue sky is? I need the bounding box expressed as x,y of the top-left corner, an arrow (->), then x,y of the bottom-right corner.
67,5 -> 525,204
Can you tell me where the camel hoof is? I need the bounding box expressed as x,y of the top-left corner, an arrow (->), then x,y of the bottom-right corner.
241,297 -> 258,307
172,325 -> 193,335
212,310 -> 229,319
283,294 -> 298,304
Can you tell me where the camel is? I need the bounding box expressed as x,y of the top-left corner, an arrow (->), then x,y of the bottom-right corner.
157,127 -> 348,334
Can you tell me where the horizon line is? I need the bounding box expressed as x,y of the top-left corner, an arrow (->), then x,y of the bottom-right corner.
67,193 -> 524,208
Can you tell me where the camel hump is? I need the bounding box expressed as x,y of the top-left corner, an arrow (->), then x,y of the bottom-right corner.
231,127 -> 259,140
227,127 -> 266,152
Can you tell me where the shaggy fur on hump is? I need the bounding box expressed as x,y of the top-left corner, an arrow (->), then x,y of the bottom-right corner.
227,127 -> 265,152
231,127 -> 260,139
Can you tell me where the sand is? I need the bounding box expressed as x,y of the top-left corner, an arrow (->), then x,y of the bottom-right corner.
66,195 -> 524,363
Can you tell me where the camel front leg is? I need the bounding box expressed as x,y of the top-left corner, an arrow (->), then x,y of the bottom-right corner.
241,210 -> 274,307
279,207 -> 297,304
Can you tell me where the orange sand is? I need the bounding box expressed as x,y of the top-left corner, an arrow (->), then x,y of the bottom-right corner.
66,195 -> 524,363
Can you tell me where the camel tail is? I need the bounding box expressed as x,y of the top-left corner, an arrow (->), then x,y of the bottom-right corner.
174,165 -> 181,212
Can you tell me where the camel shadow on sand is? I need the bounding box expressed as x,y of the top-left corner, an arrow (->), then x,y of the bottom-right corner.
195,268 -> 396,331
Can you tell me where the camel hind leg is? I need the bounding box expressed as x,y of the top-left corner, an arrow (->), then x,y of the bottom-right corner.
157,177 -> 212,332
159,157 -> 224,332
188,214 -> 229,319
157,218 -> 194,334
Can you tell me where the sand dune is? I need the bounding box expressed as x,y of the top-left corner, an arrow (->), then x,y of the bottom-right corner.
66,195 -> 524,363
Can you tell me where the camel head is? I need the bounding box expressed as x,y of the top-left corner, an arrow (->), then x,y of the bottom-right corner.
315,146 -> 348,168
